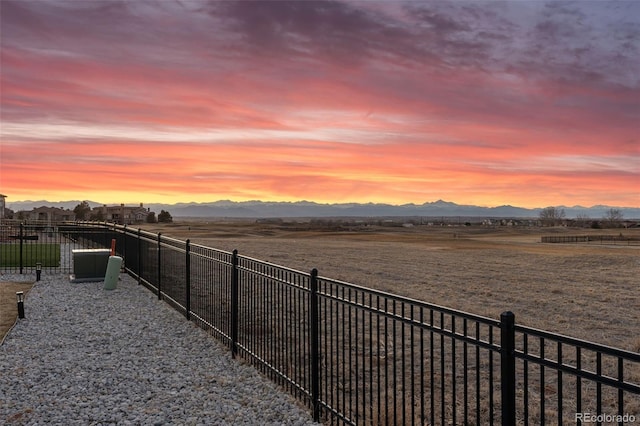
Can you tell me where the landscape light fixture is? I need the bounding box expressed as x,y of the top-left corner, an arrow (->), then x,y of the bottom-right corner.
36,262 -> 42,281
16,291 -> 25,319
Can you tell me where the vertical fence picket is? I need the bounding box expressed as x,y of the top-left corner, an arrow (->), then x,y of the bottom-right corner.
230,249 -> 239,359
309,268 -> 320,422
185,239 -> 191,320
122,225 -> 127,267
500,311 -> 516,426
157,232 -> 162,300
19,223 -> 23,274
137,228 -> 142,284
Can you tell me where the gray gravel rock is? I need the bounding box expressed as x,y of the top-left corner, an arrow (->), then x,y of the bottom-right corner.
0,273 -> 315,425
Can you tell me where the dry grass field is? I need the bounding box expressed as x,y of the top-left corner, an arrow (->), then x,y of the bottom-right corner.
140,220 -> 640,352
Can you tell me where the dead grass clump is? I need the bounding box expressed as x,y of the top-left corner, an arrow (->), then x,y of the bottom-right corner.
630,337 -> 640,354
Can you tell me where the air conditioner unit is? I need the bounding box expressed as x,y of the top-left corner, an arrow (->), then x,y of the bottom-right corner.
70,249 -> 112,282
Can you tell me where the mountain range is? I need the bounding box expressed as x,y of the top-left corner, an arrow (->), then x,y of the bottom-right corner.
6,199 -> 640,219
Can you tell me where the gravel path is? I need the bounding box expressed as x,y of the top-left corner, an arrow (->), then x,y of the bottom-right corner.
0,273 -> 315,425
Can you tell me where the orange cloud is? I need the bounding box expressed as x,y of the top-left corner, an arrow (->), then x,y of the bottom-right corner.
1,1 -> 638,208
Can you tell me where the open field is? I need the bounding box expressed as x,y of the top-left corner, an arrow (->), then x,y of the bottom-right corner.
139,220 -> 640,352
0,282 -> 33,342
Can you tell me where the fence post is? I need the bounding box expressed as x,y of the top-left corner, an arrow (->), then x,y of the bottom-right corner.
230,249 -> 239,359
310,268 -> 321,422
122,225 -> 127,268
137,228 -> 142,284
185,239 -> 191,320
157,233 -> 162,300
19,223 -> 24,274
501,311 -> 516,426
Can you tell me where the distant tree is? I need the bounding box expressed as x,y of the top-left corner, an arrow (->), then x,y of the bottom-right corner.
73,201 -> 92,221
157,210 -> 173,223
539,207 -> 565,226
576,213 -> 591,227
603,208 -> 623,227
146,211 -> 157,223
90,209 -> 105,221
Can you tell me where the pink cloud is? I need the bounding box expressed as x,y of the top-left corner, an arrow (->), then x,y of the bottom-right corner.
1,0 -> 638,207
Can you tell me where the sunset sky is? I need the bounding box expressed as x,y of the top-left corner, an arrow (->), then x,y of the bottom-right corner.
1,0 -> 639,208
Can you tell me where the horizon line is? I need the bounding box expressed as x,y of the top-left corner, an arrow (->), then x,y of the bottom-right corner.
5,198 -> 640,211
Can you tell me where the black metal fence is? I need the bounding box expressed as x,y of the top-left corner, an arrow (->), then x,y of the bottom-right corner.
2,221 -> 639,425
541,234 -> 640,245
0,221 -> 114,274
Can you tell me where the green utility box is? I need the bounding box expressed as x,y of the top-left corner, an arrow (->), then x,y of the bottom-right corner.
70,249 -> 111,282
104,256 -> 123,290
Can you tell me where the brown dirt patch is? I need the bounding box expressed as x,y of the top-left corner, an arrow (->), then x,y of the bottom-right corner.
1,282 -> 34,342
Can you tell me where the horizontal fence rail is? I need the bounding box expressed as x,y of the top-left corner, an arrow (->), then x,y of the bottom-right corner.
2,221 -> 639,425
541,234 -> 640,245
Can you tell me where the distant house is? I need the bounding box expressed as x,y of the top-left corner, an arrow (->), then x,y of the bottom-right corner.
94,203 -> 151,225
23,206 -> 75,222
